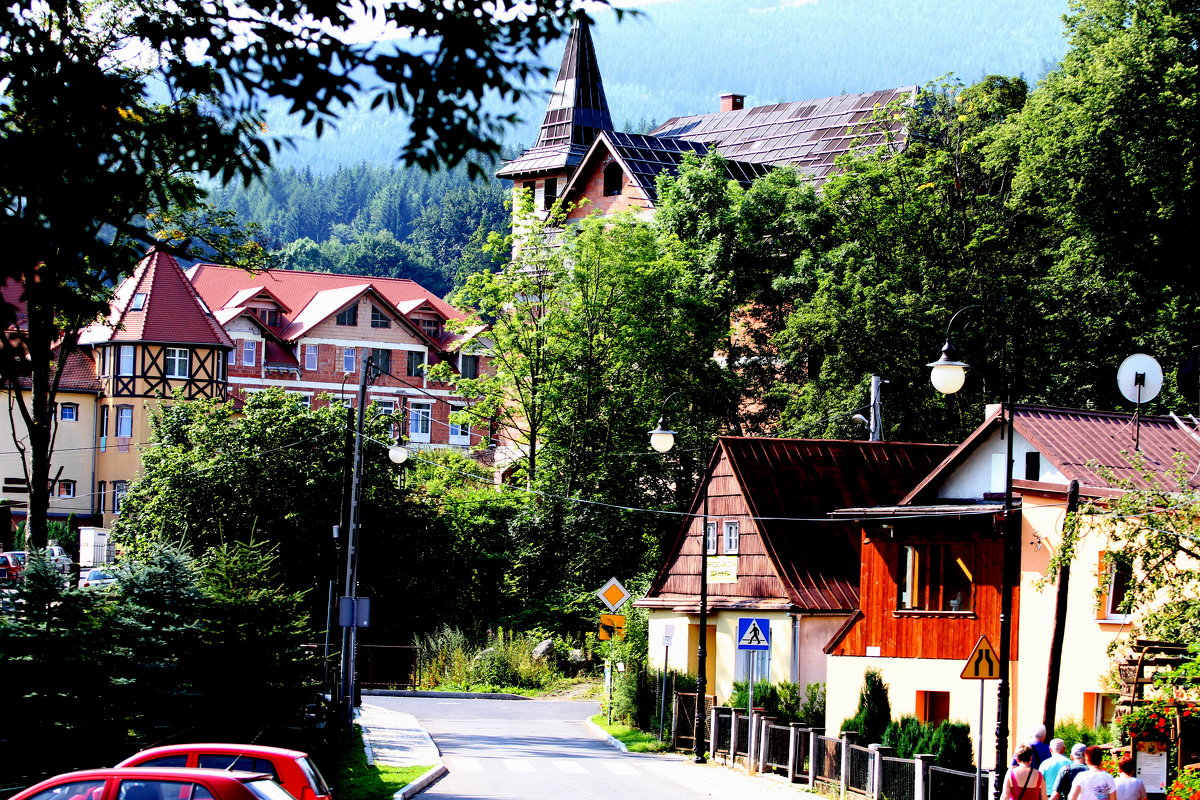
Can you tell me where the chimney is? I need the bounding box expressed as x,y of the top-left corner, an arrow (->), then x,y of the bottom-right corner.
720,93 -> 745,113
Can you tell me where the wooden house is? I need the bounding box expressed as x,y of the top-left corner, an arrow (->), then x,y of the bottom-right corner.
635,436 -> 951,702
824,404 -> 1200,769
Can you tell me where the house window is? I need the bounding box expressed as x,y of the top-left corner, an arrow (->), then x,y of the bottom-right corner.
916,691 -> 950,725
406,350 -> 425,378
242,340 -> 257,366
1025,451 -> 1041,481
57,480 -> 76,498
544,177 -> 558,209
370,348 -> 392,375
164,348 -> 189,379
603,162 -> 623,196
227,347 -> 237,366
705,521 -> 718,555
131,292 -> 147,311
375,400 -> 396,415
118,346 -> 135,376
408,402 -> 432,443
336,305 -> 358,326
292,394 -> 311,409
1100,552 -> 1132,621
899,542 -> 973,612
102,347 -> 111,377
343,347 -> 356,373
724,521 -> 740,554
304,344 -> 318,371
113,481 -> 128,513
60,403 -> 78,422
116,405 -> 133,438
97,481 -> 106,514
460,354 -> 479,380
418,318 -> 441,338
449,405 -> 470,444
100,406 -> 109,436
522,180 -> 536,198
370,305 -> 391,329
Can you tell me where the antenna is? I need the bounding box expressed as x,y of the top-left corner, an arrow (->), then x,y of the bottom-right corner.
1117,353 -> 1163,450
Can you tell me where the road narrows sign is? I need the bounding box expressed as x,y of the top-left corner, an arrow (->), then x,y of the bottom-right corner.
961,634 -> 1000,680
597,576 -> 631,613
737,617 -> 771,651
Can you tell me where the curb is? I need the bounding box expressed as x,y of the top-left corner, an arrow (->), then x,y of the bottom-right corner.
396,765 -> 447,800
584,717 -> 628,752
363,689 -> 532,701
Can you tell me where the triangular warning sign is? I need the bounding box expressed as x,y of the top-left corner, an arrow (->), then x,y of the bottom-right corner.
739,620 -> 768,647
961,635 -> 1000,680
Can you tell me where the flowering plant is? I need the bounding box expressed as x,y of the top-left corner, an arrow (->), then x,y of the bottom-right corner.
1118,699 -> 1198,741
1166,766 -> 1200,800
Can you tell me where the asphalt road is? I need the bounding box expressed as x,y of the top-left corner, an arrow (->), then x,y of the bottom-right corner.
367,695 -> 815,800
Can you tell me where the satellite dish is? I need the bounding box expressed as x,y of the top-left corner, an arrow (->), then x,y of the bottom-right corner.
1117,353 -> 1164,405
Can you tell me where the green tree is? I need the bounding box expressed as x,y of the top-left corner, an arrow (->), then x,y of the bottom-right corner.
0,0 -> 605,549
840,668 -> 892,743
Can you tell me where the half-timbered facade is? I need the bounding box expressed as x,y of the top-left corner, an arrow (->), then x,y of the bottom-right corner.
635,437 -> 951,702
823,404 -> 1200,770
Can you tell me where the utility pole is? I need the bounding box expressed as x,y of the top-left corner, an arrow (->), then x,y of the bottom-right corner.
340,354 -> 371,724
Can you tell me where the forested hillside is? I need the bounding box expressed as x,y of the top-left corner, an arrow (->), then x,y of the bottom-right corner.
208,164 -> 507,296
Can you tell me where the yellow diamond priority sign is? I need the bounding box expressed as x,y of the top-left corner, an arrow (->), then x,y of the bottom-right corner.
961,634 -> 1000,680
597,576 -> 631,613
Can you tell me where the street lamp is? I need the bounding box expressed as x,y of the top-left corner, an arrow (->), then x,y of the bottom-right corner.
648,393 -> 709,764
927,306 -> 1017,774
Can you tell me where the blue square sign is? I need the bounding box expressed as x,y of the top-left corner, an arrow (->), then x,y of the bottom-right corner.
737,617 -> 770,651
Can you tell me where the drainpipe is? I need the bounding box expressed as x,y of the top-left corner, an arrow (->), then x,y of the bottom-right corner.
1043,479 -> 1080,736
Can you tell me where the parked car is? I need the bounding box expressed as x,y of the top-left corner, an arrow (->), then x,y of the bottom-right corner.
6,767 -> 295,800
0,551 -> 26,581
116,745 -> 331,800
78,568 -> 116,589
46,545 -> 73,574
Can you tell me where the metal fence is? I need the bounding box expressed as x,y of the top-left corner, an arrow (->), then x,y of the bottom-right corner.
672,692 -> 716,753
694,709 -> 996,800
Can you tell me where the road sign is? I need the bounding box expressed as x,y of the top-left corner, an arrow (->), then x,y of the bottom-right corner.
599,614 -> 626,640
597,576 -> 631,612
961,635 -> 1000,679
737,617 -> 770,650
662,624 -> 675,648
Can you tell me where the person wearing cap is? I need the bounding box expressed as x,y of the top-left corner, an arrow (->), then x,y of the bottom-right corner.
1068,745 -> 1116,800
1041,739 -> 1071,795
1051,743 -> 1089,800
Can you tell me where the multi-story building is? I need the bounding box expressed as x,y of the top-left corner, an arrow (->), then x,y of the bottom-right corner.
0,248 -> 490,529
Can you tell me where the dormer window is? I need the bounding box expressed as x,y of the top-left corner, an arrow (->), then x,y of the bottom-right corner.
418,318 -> 441,338
371,305 -> 391,329
131,293 -> 147,311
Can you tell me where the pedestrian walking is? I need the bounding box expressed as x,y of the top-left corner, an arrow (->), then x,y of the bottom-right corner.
1003,744 -> 1048,800
1068,746 -> 1116,800
1041,738 -> 1071,792
1051,743 -> 1088,800
1114,758 -> 1148,800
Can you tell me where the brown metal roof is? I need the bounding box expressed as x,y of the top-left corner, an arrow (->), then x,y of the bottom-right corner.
903,404 -> 1200,504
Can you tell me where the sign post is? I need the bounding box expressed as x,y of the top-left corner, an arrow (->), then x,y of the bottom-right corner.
659,624 -> 674,741
738,618 -> 771,773
962,635 -> 1000,800
596,578 -> 631,726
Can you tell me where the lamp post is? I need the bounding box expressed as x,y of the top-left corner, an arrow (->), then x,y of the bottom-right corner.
926,307 -> 1017,773
649,398 -> 709,764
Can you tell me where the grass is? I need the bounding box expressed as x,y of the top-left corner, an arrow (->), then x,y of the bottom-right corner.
331,724 -> 433,800
590,714 -> 673,753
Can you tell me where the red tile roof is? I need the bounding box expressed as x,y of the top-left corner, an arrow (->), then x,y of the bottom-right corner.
903,404 -> 1200,502
14,348 -> 100,393
81,250 -> 234,348
186,265 -> 465,344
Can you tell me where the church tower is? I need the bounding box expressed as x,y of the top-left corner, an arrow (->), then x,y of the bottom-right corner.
496,15 -> 613,212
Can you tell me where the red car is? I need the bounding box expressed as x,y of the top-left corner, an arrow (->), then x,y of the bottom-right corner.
0,551 -> 25,581
6,767 -> 295,800
116,745 -> 331,800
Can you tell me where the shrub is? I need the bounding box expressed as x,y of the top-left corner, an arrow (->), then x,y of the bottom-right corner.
840,669 -> 892,743
728,680 -> 776,713
883,715 -> 925,757
1168,765 -> 1200,800
1053,717 -> 1113,748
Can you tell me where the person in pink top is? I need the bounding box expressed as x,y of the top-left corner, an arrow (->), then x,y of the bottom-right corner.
1069,746 -> 1117,800
1004,744 -> 1048,800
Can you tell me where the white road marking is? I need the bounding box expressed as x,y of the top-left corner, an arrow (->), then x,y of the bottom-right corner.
553,760 -> 588,774
602,761 -> 638,775
448,756 -> 482,771
503,759 -> 536,773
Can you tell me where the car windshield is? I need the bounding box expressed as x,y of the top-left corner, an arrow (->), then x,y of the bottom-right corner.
297,758 -> 331,796
87,570 -> 112,580
10,552 -> 26,564
245,780 -> 294,800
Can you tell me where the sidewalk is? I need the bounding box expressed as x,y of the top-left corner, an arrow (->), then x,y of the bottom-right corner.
356,700 -> 825,799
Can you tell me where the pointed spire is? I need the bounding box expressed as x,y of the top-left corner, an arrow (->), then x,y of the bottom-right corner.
535,15 -> 613,150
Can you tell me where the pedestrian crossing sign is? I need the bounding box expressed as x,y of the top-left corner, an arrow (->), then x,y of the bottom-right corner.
737,617 -> 770,650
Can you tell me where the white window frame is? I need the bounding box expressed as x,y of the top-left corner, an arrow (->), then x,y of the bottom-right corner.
705,521 -> 718,555
723,520 -> 740,554
1101,552 -> 1133,622
242,340 -> 257,366
102,347 -> 111,377
59,403 -> 78,422
116,406 -> 133,438
113,481 -> 128,513
131,292 -> 147,311
408,402 -> 432,443
292,393 -> 312,409
343,347 -> 356,373
164,347 -> 189,379
374,400 -> 396,415
449,404 -> 470,445
304,344 -> 318,371
118,345 -> 135,376
57,480 -> 76,498
406,350 -> 426,378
